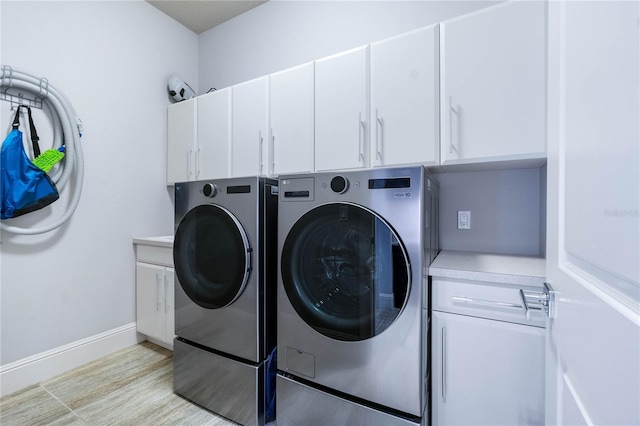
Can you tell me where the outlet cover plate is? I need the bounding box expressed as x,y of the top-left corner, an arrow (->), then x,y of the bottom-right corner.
458,211 -> 471,230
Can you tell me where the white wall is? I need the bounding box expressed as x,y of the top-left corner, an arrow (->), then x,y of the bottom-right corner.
198,0 -> 501,92
0,1 -> 197,366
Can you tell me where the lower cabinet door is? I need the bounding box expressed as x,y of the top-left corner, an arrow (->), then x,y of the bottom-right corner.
164,268 -> 175,344
136,262 -> 166,341
432,311 -> 545,425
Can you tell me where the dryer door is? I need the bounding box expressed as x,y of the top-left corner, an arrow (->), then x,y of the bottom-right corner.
281,202 -> 410,341
174,204 -> 251,309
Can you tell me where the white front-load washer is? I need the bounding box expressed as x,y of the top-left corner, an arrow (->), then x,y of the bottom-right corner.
276,166 -> 439,425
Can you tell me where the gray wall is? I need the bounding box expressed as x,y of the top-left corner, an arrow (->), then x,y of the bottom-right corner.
437,168 -> 545,256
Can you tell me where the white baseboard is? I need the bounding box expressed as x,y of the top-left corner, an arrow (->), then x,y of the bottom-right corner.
0,322 -> 144,397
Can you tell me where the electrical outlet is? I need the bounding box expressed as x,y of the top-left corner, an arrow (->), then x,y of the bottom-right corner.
458,211 -> 471,230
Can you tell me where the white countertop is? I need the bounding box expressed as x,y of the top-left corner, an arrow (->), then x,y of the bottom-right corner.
429,250 -> 546,287
133,235 -> 174,248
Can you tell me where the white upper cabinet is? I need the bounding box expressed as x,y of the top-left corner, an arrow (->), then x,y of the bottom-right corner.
197,88 -> 231,180
370,25 -> 439,167
440,1 -> 546,165
232,76 -> 269,177
167,98 -> 196,185
166,91 -> 231,185
315,46 -> 370,172
269,62 -> 315,176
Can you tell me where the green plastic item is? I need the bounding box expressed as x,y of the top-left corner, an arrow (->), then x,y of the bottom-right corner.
33,148 -> 65,172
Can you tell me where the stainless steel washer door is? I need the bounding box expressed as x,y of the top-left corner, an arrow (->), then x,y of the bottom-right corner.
280,202 -> 410,341
174,204 -> 251,309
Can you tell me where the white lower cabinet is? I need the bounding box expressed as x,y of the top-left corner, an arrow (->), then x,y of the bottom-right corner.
431,278 -> 546,425
135,243 -> 174,348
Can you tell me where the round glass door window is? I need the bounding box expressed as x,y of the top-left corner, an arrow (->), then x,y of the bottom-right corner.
281,203 -> 410,341
174,205 -> 251,309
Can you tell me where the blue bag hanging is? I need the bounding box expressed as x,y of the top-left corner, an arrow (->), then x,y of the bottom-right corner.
1,105 -> 59,219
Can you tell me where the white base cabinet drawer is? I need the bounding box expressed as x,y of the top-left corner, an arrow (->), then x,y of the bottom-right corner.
432,277 -> 546,328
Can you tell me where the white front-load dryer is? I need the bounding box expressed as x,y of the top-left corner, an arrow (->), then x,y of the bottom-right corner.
173,176 -> 278,426
276,166 -> 438,426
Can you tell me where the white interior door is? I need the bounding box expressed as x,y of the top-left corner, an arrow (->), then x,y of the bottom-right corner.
546,1 -> 639,424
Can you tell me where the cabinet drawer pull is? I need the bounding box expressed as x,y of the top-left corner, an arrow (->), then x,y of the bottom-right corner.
452,295 -> 543,321
451,295 -> 521,310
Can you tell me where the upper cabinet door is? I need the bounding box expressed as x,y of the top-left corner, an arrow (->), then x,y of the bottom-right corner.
315,46 -> 369,172
167,98 -> 196,185
269,62 -> 315,176
370,25 -> 439,167
232,76 -> 269,178
197,88 -> 231,180
440,1 -> 546,165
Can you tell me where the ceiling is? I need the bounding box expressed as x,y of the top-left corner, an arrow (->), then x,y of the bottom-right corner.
146,0 -> 267,34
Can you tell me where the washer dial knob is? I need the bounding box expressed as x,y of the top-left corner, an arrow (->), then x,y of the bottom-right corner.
330,176 -> 348,194
203,183 -> 218,198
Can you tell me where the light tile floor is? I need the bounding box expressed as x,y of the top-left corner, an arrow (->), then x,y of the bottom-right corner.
0,341 -> 237,426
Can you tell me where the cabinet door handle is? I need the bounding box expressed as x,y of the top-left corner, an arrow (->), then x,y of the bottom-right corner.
448,95 -> 459,156
195,147 -> 201,178
187,148 -> 193,178
164,274 -> 170,314
155,274 -> 162,311
259,131 -> 264,174
358,113 -> 365,163
375,109 -> 383,161
270,130 -> 275,176
441,326 -> 446,403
